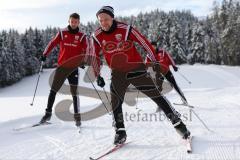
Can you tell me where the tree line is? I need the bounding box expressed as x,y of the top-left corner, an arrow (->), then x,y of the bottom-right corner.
0,0 -> 239,87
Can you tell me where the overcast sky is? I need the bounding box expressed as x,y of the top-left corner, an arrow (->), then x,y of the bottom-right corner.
0,0 -> 222,32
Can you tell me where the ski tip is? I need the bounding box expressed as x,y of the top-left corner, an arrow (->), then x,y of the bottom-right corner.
89,157 -> 95,160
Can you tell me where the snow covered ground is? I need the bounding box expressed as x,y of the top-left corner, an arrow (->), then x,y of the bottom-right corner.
1,64 -> 240,160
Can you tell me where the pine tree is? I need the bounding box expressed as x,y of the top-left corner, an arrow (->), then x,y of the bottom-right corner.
188,23 -> 205,64
21,28 -> 39,75
169,12 -> 187,64
0,31 -> 9,87
8,30 -> 25,83
33,28 -> 44,59
204,17 -> 222,64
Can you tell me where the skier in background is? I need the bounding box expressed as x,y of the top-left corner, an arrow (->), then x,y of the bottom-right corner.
146,42 -> 188,104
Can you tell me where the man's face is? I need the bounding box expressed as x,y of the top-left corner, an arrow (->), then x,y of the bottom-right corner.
68,17 -> 80,29
97,13 -> 113,31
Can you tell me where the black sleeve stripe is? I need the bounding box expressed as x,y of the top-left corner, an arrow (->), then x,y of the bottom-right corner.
126,25 -> 132,40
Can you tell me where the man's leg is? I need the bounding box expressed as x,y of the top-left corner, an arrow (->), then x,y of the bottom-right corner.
165,71 -> 187,103
67,68 -> 81,127
40,67 -> 70,123
130,72 -> 190,139
111,71 -> 130,145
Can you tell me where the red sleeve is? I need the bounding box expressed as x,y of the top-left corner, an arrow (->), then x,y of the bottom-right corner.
43,31 -> 61,56
81,35 -> 88,54
129,27 -> 157,62
86,36 -> 101,77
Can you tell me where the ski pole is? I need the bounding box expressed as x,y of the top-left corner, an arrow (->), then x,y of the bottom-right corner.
150,71 -> 213,132
30,61 -> 44,106
177,70 -> 191,84
190,108 -> 214,133
135,91 -> 140,110
161,72 -> 188,104
84,68 -> 111,115
173,99 -> 213,132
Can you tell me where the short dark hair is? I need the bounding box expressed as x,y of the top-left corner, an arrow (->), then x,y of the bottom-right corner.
69,13 -> 80,19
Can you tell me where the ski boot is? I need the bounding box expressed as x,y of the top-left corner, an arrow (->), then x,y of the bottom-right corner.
114,128 -> 127,145
40,111 -> 52,124
174,121 -> 191,139
74,113 -> 81,127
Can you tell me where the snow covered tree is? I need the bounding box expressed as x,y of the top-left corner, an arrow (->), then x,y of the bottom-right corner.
0,31 -> 9,87
42,27 -> 59,68
1,0 -> 240,87
169,12 -> 187,64
21,28 -> 40,75
33,28 -> 44,59
188,23 -> 205,64
204,17 -> 222,64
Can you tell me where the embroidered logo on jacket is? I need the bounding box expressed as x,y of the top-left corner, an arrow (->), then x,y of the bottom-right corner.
103,40 -> 133,54
75,35 -> 79,40
115,34 -> 122,41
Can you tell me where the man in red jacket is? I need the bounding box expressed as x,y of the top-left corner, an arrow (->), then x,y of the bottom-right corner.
146,42 -> 188,104
91,6 -> 191,145
39,13 -> 89,127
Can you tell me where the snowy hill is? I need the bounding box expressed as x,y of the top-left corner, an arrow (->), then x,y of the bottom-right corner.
1,64 -> 240,160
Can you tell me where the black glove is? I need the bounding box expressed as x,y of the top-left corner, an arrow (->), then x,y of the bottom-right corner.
153,62 -> 162,79
173,66 -> 178,72
80,65 -> 85,69
97,75 -> 105,88
152,62 -> 161,72
40,55 -> 46,62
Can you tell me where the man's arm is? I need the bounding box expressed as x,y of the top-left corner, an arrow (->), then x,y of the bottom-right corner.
43,31 -> 61,57
129,27 -> 157,62
129,26 -> 163,76
166,51 -> 178,71
86,36 -> 102,78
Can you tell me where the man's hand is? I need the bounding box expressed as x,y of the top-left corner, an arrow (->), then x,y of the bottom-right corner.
153,62 -> 162,79
40,55 -> 46,62
80,65 -> 85,69
173,66 -> 178,72
152,62 -> 161,72
97,75 -> 105,88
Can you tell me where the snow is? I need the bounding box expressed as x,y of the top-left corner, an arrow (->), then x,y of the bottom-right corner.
1,64 -> 240,160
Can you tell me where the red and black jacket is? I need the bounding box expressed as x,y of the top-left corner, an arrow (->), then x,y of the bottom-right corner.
90,20 -> 157,74
146,49 -> 177,75
43,26 -> 88,68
